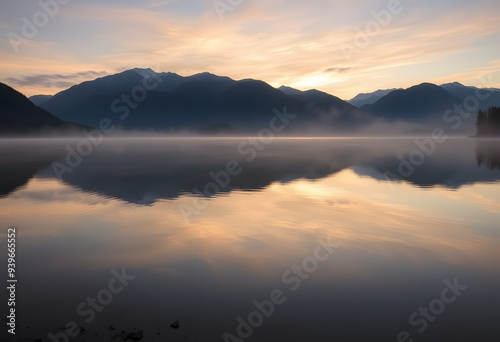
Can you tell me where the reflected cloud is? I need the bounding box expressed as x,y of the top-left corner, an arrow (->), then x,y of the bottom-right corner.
1,139 -> 500,341
2,168 -> 499,276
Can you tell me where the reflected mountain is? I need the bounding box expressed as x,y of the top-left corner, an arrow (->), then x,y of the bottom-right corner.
0,140 -> 67,197
40,139 -> 364,204
2,138 -> 500,205
358,139 -> 500,188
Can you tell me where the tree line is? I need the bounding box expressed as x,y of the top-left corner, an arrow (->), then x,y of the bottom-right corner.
476,106 -> 500,136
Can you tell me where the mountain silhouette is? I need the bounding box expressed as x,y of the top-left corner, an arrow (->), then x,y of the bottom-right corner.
279,86 -> 373,129
38,69 -> 368,133
278,85 -> 304,96
348,88 -> 400,108
28,70 -> 500,133
361,83 -> 460,122
29,94 -> 53,106
440,82 -> 500,110
282,86 -> 358,112
0,82 -> 89,135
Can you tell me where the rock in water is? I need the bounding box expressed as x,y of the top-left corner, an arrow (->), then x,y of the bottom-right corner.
170,321 -> 180,329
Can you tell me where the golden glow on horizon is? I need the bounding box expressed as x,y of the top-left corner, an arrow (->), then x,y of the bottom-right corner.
1,169 -> 499,275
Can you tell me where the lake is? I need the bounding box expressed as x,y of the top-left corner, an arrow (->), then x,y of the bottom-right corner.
0,137 -> 499,342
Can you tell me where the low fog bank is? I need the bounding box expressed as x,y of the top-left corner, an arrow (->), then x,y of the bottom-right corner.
2,137 -> 500,204
0,104 -> 480,139
0,121 -> 478,139
284,105 -> 478,137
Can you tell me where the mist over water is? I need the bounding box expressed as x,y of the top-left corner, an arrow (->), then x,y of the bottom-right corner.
1,137 -> 499,342
2,0 -> 500,339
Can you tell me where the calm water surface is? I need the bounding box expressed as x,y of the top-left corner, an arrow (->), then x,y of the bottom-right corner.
0,138 -> 499,342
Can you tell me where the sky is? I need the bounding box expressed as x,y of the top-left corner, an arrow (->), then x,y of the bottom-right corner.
1,0 -> 499,99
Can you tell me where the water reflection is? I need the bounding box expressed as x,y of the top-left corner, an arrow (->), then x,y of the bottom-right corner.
0,139 -> 66,196
1,138 -> 500,203
476,139 -> 500,170
0,138 -> 499,342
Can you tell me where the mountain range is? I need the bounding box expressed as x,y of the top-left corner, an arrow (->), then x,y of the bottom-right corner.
349,82 -> 500,110
348,88 -> 401,108
361,83 -> 461,123
440,82 -> 500,109
32,68 -> 369,134
1,68 -> 500,136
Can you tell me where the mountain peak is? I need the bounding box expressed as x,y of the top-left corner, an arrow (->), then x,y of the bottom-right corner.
130,67 -> 155,73
278,85 -> 303,96
126,68 -> 158,78
361,82 -> 459,122
441,81 -> 465,87
348,88 -> 400,107
191,71 -> 217,78
159,71 -> 179,77
413,82 -> 439,89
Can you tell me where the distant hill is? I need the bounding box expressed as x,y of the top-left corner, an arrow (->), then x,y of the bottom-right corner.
281,86 -> 358,112
29,94 -> 53,106
278,85 -> 304,96
348,88 -> 400,108
38,69 -> 368,133
440,82 -> 500,110
0,82 -> 90,135
279,86 -> 373,128
361,83 -> 460,123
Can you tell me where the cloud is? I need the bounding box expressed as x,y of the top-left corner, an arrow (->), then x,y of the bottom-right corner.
1,0 -> 500,98
324,67 -> 355,74
5,71 -> 108,88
